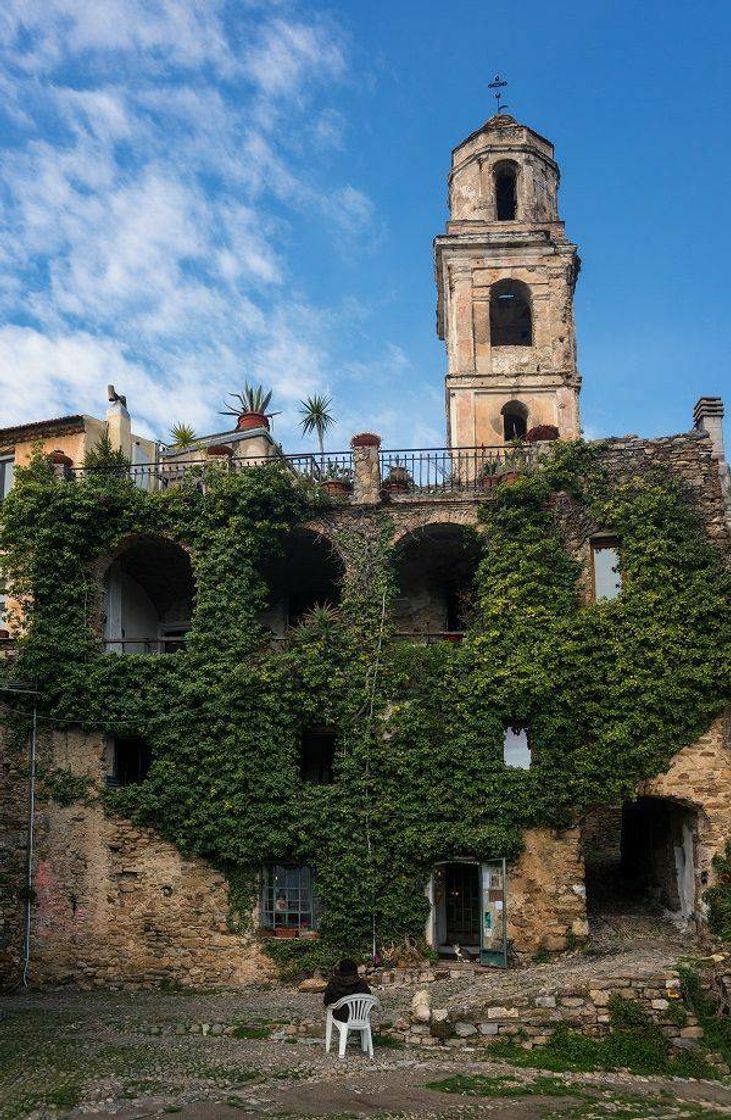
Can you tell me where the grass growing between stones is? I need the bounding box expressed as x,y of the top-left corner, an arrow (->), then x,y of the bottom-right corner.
426,1073 -> 590,1098
485,996 -> 719,1079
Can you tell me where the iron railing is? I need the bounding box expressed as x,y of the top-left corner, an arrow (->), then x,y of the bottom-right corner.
66,445 -> 535,494
393,630 -> 465,644
379,445 -> 534,495
69,451 -> 354,490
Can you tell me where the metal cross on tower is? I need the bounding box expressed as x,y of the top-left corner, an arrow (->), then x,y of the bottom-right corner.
488,73 -> 509,114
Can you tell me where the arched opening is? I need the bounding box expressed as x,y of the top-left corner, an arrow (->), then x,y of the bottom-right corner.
583,797 -> 699,939
490,279 -> 532,347
102,537 -> 194,654
261,528 -> 345,636
392,523 -> 481,639
494,160 -> 518,221
501,400 -> 528,441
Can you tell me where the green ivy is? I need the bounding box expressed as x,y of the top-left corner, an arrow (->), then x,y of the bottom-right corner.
0,441 -> 729,970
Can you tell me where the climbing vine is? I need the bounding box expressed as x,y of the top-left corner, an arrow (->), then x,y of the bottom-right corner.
0,439 -> 729,972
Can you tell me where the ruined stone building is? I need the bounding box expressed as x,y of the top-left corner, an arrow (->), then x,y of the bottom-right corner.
0,112 -> 729,988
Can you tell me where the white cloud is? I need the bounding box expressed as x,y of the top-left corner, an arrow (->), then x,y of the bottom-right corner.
0,0 -> 388,446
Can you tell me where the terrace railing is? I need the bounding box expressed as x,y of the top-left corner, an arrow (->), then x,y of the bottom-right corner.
379,445 -> 535,494
66,444 -> 535,494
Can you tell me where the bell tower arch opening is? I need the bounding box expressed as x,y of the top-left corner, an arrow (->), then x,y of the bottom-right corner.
494,159 -> 518,221
501,400 -> 528,441
490,280 -> 533,347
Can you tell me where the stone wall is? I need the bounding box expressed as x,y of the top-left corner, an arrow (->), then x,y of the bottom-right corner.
0,723 -> 273,989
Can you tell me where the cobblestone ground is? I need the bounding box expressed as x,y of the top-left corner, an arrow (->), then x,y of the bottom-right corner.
1,927 -> 729,1120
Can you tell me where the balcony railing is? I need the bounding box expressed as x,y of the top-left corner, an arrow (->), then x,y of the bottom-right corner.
103,637 -> 189,654
379,445 -> 534,495
65,444 -> 535,494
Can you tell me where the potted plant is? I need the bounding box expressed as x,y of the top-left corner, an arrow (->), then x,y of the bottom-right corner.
351,432 -> 381,449
321,462 -> 353,498
382,461 -> 412,495
220,383 -> 277,431
478,457 -> 501,491
525,424 -> 559,443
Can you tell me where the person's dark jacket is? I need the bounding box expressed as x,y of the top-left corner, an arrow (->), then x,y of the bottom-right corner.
323,973 -> 371,1022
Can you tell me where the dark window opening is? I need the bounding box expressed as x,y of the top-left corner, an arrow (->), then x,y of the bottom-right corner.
494,163 -> 518,221
392,524 -> 481,639
260,529 -> 345,637
111,737 -> 151,787
301,727 -> 336,784
490,280 -> 532,347
501,400 -> 528,442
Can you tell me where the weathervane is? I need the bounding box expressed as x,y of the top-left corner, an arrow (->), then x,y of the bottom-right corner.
488,73 -> 509,114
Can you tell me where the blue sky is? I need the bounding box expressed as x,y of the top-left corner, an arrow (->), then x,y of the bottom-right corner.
0,0 -> 729,453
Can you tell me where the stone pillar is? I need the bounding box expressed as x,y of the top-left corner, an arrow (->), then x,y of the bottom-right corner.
350,433 -> 381,504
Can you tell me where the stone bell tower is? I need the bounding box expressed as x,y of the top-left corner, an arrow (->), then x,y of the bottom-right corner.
434,113 -> 581,447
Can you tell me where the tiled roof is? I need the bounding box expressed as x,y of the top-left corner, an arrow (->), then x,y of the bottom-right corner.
0,414 -> 86,444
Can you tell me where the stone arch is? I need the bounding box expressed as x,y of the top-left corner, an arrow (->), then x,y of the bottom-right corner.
392,522 -> 482,638
490,279 -> 533,347
500,399 -> 529,441
582,794 -> 704,927
100,535 -> 195,654
261,527 -> 346,635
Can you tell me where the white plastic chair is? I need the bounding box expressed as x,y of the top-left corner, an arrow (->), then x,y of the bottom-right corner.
325,994 -> 379,1058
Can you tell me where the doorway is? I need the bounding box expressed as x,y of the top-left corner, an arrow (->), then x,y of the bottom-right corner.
433,862 -> 480,957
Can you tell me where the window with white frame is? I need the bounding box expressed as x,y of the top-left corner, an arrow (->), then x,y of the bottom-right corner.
260,865 -> 318,931
591,536 -> 622,601
503,726 -> 531,769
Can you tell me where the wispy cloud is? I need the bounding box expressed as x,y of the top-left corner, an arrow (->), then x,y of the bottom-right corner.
0,0 -> 385,446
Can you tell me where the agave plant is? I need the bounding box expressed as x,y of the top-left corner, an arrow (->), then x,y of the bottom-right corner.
169,423 -> 199,450
219,382 -> 273,419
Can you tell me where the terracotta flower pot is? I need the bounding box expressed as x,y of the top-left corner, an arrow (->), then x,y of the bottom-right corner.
351,432 -> 381,448
321,479 -> 351,498
479,472 -> 500,491
237,412 -> 269,431
525,424 -> 559,443
49,449 -> 73,466
497,470 -> 521,485
274,927 -> 298,939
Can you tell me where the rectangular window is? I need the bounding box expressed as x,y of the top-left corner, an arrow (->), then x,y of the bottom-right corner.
503,726 -> 531,769
108,737 -> 152,787
301,727 -> 336,784
592,537 -> 622,601
260,865 -> 318,931
0,457 -> 14,503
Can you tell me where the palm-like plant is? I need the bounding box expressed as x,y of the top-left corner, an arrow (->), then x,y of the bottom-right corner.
219,382 -> 273,419
169,423 -> 199,451
299,394 -> 335,469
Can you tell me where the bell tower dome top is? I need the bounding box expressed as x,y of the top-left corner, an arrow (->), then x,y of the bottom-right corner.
449,114 -> 561,225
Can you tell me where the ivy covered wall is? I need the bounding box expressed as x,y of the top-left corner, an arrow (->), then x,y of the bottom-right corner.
0,438 -> 729,979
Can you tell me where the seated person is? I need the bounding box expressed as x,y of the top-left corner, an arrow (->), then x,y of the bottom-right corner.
323,958 -> 371,1022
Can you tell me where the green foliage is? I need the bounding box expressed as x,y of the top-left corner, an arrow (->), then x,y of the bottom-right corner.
705,841 -> 731,942
169,423 -> 199,450
680,964 -> 731,1064
0,441 -> 729,969
83,433 -> 130,472
41,767 -> 93,807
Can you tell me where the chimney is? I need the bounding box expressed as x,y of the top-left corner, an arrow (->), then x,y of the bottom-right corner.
106,384 -> 131,457
693,397 -> 726,461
